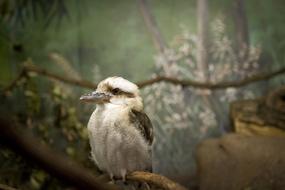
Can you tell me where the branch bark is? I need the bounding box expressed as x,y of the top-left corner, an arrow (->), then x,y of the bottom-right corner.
2,65 -> 285,93
127,171 -> 188,190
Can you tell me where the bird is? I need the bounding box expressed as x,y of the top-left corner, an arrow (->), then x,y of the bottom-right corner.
80,76 -> 153,181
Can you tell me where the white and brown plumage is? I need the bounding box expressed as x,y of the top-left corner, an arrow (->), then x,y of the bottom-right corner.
80,76 -> 153,181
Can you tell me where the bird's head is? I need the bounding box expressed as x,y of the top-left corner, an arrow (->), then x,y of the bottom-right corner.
80,76 -> 143,110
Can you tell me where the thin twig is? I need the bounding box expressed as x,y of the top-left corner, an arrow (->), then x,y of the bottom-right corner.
2,69 -> 27,95
2,64 -> 96,95
2,65 -> 285,94
25,65 -> 96,89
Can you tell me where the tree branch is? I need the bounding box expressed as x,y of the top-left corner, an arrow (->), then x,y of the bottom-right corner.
0,184 -> 18,190
2,64 -> 97,95
0,117 -> 188,190
2,64 -> 285,94
127,171 -> 188,190
136,67 -> 285,89
0,117 -> 117,190
25,64 -> 96,89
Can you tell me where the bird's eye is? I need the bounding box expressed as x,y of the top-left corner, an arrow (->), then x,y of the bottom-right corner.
111,88 -> 120,95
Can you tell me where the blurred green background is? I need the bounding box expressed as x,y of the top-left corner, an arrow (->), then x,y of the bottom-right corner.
0,0 -> 284,189
1,0 -> 284,83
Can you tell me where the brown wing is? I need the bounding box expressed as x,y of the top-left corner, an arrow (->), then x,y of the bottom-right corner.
129,109 -> 154,145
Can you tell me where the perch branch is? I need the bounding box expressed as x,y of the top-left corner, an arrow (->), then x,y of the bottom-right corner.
0,184 -> 18,190
2,65 -> 285,94
0,117 -> 188,190
98,172 -> 188,190
127,171 -> 188,190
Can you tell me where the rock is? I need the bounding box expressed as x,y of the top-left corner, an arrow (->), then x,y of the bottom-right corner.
231,99 -> 285,137
196,134 -> 285,190
230,86 -> 285,137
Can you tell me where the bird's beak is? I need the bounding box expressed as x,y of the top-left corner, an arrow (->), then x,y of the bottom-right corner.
79,91 -> 111,104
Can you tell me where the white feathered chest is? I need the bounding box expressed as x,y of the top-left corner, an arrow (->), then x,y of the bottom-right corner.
87,104 -> 152,179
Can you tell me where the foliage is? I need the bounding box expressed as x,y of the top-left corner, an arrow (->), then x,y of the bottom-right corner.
0,0 -> 285,189
0,0 -> 69,27
0,71 -> 98,189
142,16 -> 262,176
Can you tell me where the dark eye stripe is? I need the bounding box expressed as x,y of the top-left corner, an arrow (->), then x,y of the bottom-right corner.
106,84 -> 135,97
112,90 -> 135,97
111,88 -> 120,94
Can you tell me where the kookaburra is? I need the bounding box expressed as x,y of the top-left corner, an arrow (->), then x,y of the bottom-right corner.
80,76 -> 153,181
